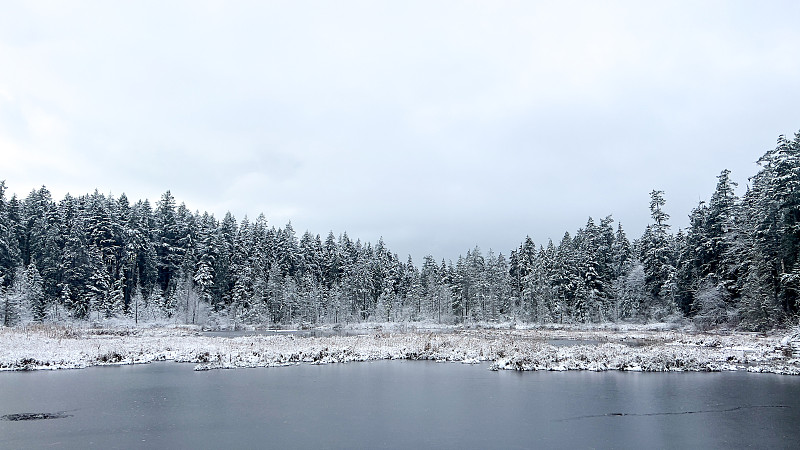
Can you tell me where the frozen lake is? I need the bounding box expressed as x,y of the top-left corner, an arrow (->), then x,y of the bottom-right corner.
2,361 -> 800,448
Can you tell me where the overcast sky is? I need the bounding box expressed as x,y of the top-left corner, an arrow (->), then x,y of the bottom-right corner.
2,1 -> 800,261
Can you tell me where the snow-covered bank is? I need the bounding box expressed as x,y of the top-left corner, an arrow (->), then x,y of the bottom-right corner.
1,325 -> 798,375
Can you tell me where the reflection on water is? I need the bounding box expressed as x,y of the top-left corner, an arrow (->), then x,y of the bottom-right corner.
2,361 -> 800,449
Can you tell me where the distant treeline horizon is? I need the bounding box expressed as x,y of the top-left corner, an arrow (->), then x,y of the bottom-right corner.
2,131 -> 800,330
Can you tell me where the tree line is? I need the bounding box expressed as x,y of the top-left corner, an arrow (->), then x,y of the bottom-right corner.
1,132 -> 799,330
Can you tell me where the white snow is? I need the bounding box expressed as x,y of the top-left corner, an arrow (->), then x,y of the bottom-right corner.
1,324 -> 798,375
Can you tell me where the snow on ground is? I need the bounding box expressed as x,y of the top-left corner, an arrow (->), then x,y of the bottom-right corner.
1,324 -> 799,375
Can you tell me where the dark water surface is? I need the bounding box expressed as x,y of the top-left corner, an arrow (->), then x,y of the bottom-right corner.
2,361 -> 799,449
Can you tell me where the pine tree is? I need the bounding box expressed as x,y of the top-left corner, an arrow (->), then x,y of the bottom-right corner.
266,264 -> 284,323
129,199 -> 158,299
23,262 -> 46,322
154,191 -> 183,295
212,211 -> 237,309
420,255 -> 440,319
613,262 -> 648,321
707,170 -> 738,279
322,231 -> 341,288
1,275 -> 22,326
611,224 -> 632,276
60,218 -> 93,318
194,261 -> 214,304
737,265 -> 784,331
640,190 -> 677,319
553,232 -> 579,323
326,282 -> 344,323
745,133 -> 800,318
275,221 -> 299,277
298,273 -> 323,324
0,181 -> 21,289
20,187 -> 61,303
282,275 -> 299,324
87,246 -> 123,320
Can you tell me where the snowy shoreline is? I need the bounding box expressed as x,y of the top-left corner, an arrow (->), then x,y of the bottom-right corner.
1,324 -> 799,375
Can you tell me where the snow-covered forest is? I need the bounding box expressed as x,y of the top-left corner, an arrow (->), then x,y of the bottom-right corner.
1,132 -> 799,331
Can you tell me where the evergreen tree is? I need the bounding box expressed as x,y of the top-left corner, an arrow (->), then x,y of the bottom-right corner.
553,232 -> 579,322
612,262 -> 648,321
194,261 -> 214,304
154,191 -> 182,294
640,190 -> 677,319
746,133 -> 800,318
611,224 -> 632,278
212,211 -> 237,310
420,255 -> 440,319
0,181 -> 21,289
21,187 -> 61,302
322,231 -> 341,288
6,132 -> 800,329
1,275 -> 22,326
275,221 -> 299,277
23,262 -> 46,322
87,246 -> 123,319
707,170 -> 738,280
